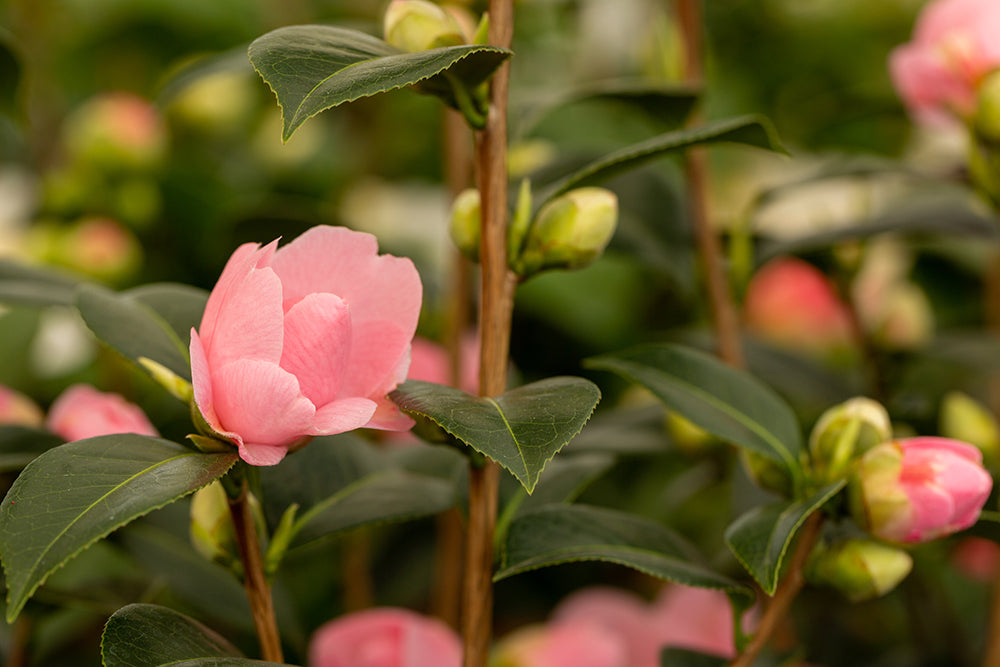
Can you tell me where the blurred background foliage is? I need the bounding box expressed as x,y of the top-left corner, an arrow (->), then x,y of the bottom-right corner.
1,0 -> 997,665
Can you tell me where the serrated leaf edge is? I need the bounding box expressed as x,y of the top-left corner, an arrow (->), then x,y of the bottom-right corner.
1,445 -> 237,621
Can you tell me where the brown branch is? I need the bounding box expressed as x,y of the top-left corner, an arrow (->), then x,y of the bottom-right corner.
982,248 -> 1000,667
462,2 -> 515,666
228,481 -> 283,663
729,512 -> 824,667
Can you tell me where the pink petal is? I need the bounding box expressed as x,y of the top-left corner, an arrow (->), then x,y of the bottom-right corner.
279,292 -> 352,407
239,442 -> 289,466
199,241 -> 277,350
341,321 -> 413,400
901,480 -> 955,541
269,226 -> 422,343
211,359 -> 316,451
902,437 -> 983,464
312,398 -> 378,434
47,384 -> 158,441
190,329 -> 222,435
205,263 -> 285,371
365,395 -> 416,431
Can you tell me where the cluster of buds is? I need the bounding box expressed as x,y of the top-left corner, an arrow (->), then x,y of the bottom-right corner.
751,395 -> 996,603
451,183 -> 619,279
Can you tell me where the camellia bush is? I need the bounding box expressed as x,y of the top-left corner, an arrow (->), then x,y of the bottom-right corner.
2,0 -> 1000,665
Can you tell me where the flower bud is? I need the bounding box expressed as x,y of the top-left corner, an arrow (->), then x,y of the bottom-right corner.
809,397 -> 891,483
806,538 -> 913,602
189,481 -> 239,570
384,0 -> 465,53
0,384 -> 44,428
664,410 -> 720,455
940,391 -> 1000,467
515,188 -> 618,277
740,450 -> 792,498
849,437 -> 993,544
449,188 -> 481,261
63,92 -> 167,172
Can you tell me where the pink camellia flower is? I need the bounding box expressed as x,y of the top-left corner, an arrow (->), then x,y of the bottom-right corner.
493,621 -> 628,667
0,384 -> 44,428
890,0 -> 1000,123
951,536 -> 1000,581
191,226 -> 422,466
652,585 -> 736,659
552,587 -> 660,667
47,384 -> 158,441
408,334 -> 479,394
308,608 -> 460,667
742,257 -> 855,357
850,436 -> 993,544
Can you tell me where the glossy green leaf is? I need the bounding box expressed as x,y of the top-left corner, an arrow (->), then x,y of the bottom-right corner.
102,603 -> 291,667
291,470 -> 457,549
586,343 -> 802,473
126,283 -> 208,342
0,435 -> 238,621
0,425 -> 63,472
390,377 -> 602,493
725,480 -> 845,595
77,283 -> 195,382
660,648 -> 728,667
0,259 -> 81,307
496,504 -> 753,604
539,115 -> 786,205
248,25 -> 511,140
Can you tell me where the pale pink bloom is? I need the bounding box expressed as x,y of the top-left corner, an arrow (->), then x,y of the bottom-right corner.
851,437 -> 993,543
890,0 -> 1000,123
742,257 -> 855,356
0,385 -> 44,428
495,621 -> 628,667
652,585 -> 736,659
552,587 -> 660,667
308,608 -> 460,667
951,536 -> 1000,581
408,334 -> 479,394
191,226 -> 422,466
47,384 -> 158,441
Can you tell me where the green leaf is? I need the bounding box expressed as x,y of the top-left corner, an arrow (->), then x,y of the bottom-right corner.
495,504 -> 753,604
724,480 -> 845,595
0,425 -> 64,472
0,435 -> 238,621
660,648 -> 728,667
390,377 -> 602,493
126,283 -> 208,343
248,25 -> 511,140
0,259 -> 82,307
77,283 -> 195,382
102,603 -> 291,667
539,115 -> 786,205
585,343 -> 802,474
290,470 -> 457,549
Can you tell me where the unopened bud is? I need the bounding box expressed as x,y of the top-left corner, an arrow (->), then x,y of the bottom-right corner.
809,397 -> 891,483
449,188 -> 481,261
515,188 -> 618,277
384,0 -> 465,53
741,450 -> 792,498
807,538 -> 913,602
190,481 -> 240,572
664,410 -> 719,455
940,391 -> 1000,467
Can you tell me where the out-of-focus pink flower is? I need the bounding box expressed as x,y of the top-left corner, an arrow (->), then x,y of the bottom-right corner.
47,384 -> 158,441
191,226 -> 422,466
651,585 -> 736,659
552,587 -> 660,667
408,334 -> 479,394
742,257 -> 855,357
64,92 -> 167,169
951,536 -> 1000,581
0,385 -> 44,428
850,437 -> 993,544
494,621 -> 628,667
308,608 -> 460,667
890,0 -> 1000,123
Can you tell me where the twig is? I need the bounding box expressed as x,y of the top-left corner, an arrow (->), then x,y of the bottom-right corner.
729,512 -> 824,667
228,480 -> 283,663
462,1 -> 515,665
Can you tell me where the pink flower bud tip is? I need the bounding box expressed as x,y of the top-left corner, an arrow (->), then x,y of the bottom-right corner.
47,384 -> 158,442
191,226 -> 422,466
851,437 -> 993,544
